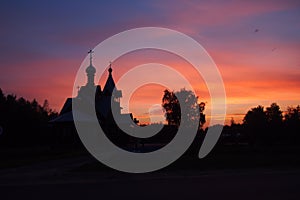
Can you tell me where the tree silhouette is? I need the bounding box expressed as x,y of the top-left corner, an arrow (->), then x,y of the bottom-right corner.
162,88 -> 205,128
162,89 -> 180,126
0,88 -> 58,146
285,105 -> 300,122
243,105 -> 267,145
284,105 -> 300,144
0,88 -> 5,104
242,103 -> 289,145
266,103 -> 283,143
266,103 -> 283,124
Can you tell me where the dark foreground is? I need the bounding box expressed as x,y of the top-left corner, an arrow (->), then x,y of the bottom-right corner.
1,167 -> 299,200
0,151 -> 300,200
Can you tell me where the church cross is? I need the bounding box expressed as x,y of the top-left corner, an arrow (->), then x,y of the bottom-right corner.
88,49 -> 94,65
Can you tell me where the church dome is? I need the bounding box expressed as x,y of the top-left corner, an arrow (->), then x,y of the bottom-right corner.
86,64 -> 96,74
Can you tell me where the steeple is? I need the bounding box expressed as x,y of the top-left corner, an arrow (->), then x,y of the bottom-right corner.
108,61 -> 113,76
85,49 -> 96,86
103,62 -> 116,96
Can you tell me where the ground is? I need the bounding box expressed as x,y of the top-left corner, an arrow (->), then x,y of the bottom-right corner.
0,151 -> 300,200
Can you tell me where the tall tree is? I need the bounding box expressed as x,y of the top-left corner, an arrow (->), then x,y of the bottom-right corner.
162,89 -> 180,126
284,105 -> 300,144
243,105 -> 267,127
162,88 -> 205,128
265,103 -> 283,142
243,105 -> 268,145
285,105 -> 300,122
266,103 -> 283,124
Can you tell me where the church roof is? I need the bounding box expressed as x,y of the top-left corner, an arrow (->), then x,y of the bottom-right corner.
59,98 -> 72,115
49,110 -> 94,123
86,64 -> 96,74
103,65 -> 116,95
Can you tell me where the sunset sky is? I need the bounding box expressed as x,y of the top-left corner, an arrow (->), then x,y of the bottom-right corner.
1,0 -> 300,125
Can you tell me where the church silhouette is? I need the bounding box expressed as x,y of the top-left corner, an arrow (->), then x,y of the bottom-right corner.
51,50 -> 137,138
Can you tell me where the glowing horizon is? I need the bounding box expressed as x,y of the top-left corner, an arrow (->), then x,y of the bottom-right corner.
1,1 -> 299,125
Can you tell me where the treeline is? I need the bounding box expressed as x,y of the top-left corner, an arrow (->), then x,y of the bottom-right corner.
0,88 -> 58,146
1,86 -> 299,148
220,103 -> 300,146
